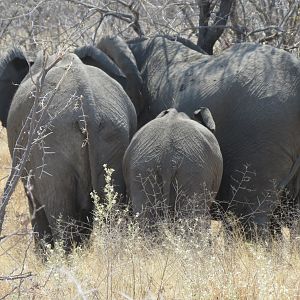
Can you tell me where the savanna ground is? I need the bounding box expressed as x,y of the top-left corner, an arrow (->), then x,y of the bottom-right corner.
1,126 -> 300,299
1,1 -> 300,299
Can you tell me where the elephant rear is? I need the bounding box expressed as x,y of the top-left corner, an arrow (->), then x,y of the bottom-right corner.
4,51 -> 136,249
164,116 -> 223,218
123,108 -> 223,225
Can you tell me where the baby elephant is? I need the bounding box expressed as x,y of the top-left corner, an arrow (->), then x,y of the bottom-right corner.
123,108 -> 223,225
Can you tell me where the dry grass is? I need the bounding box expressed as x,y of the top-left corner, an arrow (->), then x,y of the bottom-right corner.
1,129 -> 300,299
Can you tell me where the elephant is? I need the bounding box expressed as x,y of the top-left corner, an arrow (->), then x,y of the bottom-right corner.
0,46 -> 137,248
123,107 -> 223,226
97,35 -> 300,237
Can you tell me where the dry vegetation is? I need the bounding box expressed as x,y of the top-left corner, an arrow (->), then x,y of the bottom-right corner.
1,0 -> 300,299
1,129 -> 300,299
0,1 -> 299,56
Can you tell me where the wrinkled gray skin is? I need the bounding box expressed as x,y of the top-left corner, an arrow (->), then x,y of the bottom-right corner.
123,108 -> 223,225
0,47 -> 136,248
98,36 -> 300,237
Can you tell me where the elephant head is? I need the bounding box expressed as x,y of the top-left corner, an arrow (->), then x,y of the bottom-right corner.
0,48 -> 30,127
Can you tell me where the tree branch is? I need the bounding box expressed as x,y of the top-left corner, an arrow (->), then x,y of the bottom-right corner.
0,272 -> 32,281
67,0 -> 144,37
197,0 -> 234,54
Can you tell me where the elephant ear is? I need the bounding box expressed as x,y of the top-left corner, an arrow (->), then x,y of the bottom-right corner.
97,35 -> 144,114
0,48 -> 29,127
194,107 -> 216,133
74,45 -> 127,90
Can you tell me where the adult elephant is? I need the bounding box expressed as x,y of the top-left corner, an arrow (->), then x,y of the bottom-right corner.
0,46 -> 136,248
123,107 -> 223,226
98,35 -> 300,237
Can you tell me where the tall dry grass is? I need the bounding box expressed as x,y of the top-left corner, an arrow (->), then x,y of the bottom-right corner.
1,128 -> 300,299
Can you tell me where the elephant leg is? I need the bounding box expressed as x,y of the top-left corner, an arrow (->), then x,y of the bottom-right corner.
287,187 -> 300,240
269,204 -> 285,240
74,178 -> 94,243
59,208 -> 93,251
284,169 -> 300,240
29,167 -> 92,252
99,139 -> 128,204
128,170 -> 165,229
268,169 -> 300,241
57,182 -> 94,251
27,188 -> 54,252
168,170 -> 214,236
173,168 -> 213,220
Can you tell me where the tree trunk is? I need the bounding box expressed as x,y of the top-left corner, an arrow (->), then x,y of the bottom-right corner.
197,0 -> 234,54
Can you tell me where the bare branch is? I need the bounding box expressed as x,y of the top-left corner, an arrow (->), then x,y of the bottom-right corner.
0,0 -> 47,21
67,0 -> 144,37
0,272 -> 32,281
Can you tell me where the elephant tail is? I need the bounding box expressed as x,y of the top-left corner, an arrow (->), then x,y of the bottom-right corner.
76,99 -> 104,200
88,127 -> 103,197
160,167 -> 178,218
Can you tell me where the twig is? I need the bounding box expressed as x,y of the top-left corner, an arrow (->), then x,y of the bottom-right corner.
0,286 -> 17,300
0,272 -> 32,281
0,0 -> 47,21
67,0 -> 144,36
